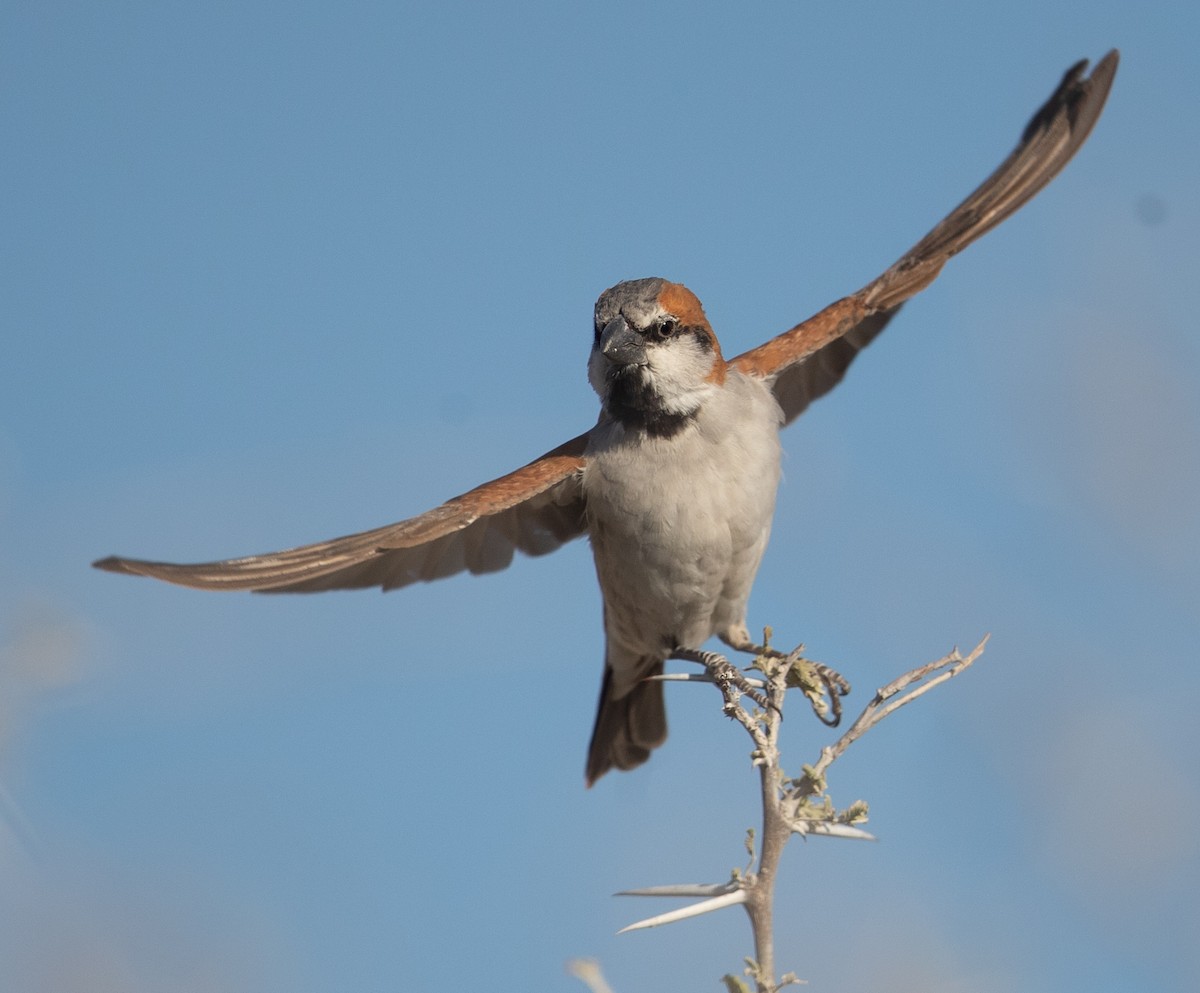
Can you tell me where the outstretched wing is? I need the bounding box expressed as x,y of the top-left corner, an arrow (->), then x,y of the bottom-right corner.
731,50 -> 1119,425
93,433 -> 590,593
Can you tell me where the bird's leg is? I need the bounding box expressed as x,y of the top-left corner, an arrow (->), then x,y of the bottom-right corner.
669,647 -> 770,711
720,628 -> 850,728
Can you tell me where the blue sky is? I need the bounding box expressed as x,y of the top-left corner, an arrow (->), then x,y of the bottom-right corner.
3,2 -> 1198,990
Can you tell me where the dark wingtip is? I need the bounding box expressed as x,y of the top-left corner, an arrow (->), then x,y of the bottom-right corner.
92,555 -> 131,574
1093,48 -> 1121,98
1021,48 -> 1120,145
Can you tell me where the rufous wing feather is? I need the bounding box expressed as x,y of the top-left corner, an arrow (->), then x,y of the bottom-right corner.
93,433 -> 590,593
732,51 -> 1119,426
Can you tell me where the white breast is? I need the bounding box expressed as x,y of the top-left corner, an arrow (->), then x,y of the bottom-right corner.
582,369 -> 783,663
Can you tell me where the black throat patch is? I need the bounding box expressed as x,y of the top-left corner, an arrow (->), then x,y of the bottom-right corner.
604,366 -> 697,439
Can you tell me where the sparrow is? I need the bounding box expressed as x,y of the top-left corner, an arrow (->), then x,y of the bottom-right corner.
94,53 -> 1118,785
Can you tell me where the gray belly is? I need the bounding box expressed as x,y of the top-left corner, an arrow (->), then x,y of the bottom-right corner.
583,399 -> 781,653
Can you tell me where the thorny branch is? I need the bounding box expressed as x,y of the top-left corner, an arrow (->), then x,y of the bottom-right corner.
615,633 -> 989,993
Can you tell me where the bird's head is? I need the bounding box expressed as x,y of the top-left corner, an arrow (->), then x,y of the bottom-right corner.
588,278 -> 725,437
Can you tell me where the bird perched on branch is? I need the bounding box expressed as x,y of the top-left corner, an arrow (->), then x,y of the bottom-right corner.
95,52 -> 1118,785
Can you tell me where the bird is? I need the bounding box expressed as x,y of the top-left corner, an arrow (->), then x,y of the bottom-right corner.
94,52 -> 1118,785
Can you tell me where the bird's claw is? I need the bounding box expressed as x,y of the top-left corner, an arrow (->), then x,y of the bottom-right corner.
737,641 -> 850,727
799,660 -> 849,727
709,655 -> 770,710
670,647 -> 770,710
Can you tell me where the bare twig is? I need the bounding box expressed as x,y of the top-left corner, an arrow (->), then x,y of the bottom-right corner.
807,635 -> 990,786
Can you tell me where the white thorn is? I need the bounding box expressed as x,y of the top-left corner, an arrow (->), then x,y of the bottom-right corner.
617,889 -> 748,933
617,881 -> 741,898
645,672 -> 767,688
792,821 -> 876,841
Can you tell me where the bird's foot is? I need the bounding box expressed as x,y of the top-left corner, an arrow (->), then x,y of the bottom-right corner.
786,657 -> 849,727
669,647 -> 770,711
726,637 -> 850,728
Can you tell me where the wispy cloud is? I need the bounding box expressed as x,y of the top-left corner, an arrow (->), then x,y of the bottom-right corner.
0,600 -> 87,763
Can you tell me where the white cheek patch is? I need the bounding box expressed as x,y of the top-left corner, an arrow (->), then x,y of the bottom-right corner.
644,336 -> 718,414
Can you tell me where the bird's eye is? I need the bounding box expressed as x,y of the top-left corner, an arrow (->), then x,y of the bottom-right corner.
653,319 -> 679,341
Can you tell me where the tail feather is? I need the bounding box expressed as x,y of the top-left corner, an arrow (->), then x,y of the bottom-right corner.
585,659 -> 667,786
